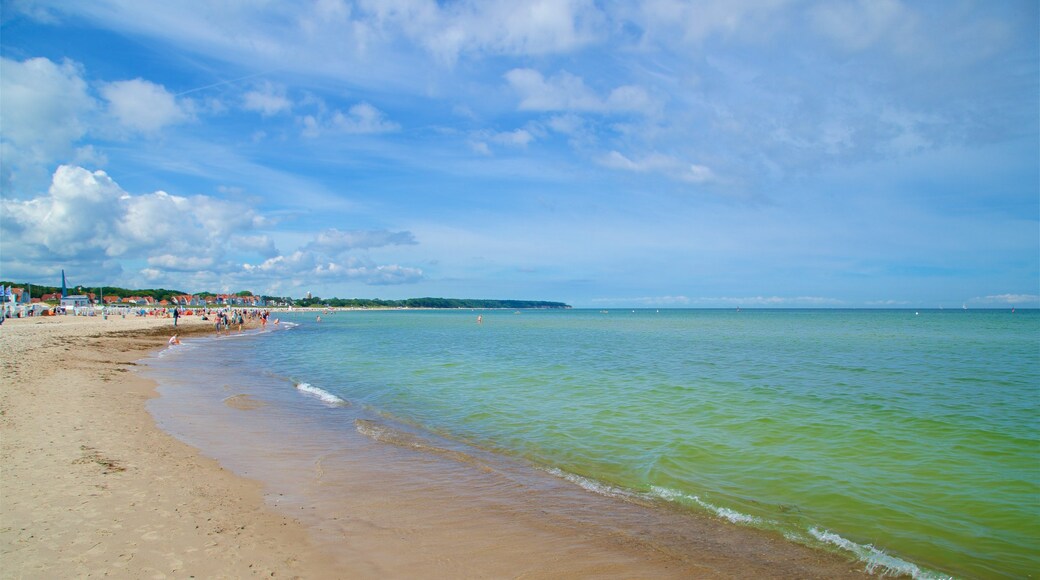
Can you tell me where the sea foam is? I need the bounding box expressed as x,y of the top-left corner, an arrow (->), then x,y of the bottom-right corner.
650,486 -> 761,525
544,468 -> 640,501
809,528 -> 952,579
294,382 -> 348,406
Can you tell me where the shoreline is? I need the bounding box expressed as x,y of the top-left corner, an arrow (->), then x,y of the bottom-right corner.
0,315 -> 343,578
2,315 -> 873,578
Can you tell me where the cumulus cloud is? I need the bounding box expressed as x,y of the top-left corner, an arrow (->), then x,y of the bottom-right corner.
232,234 -> 279,258
0,166 -> 262,267
242,251 -> 422,286
0,56 -> 97,190
242,81 -> 293,116
0,165 -> 425,289
333,103 -> 400,133
301,102 -> 399,137
505,68 -> 656,114
469,127 -> 538,154
239,227 -> 423,285
100,78 -> 191,133
147,254 -> 217,271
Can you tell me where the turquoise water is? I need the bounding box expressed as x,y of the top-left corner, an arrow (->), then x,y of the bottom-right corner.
234,309 -> 1037,578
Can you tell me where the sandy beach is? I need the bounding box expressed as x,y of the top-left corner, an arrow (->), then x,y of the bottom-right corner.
1,314 -> 873,579
0,315 -> 341,578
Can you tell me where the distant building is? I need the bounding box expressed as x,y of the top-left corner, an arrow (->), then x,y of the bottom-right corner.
61,295 -> 90,308
10,288 -> 31,304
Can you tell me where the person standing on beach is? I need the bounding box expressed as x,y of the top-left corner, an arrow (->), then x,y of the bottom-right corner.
173,307 -> 180,327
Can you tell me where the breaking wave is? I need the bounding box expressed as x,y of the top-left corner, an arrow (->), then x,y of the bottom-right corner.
809,528 -> 952,579
294,382 -> 348,406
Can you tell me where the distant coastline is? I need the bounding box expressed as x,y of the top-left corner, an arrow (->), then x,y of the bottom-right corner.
0,280 -> 570,310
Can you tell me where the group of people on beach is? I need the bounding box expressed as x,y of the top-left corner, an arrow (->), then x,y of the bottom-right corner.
168,308 -> 278,346
197,307 -> 273,334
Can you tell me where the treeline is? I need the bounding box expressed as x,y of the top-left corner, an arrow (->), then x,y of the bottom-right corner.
295,297 -> 570,309
1,281 -> 568,309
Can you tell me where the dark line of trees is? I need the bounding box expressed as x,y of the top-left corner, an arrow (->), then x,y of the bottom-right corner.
1,282 -> 569,309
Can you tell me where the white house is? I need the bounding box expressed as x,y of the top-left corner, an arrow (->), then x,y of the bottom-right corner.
61,295 -> 90,308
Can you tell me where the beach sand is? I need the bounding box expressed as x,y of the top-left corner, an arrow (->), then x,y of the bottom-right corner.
0,315 -> 342,578
1,315 -> 872,579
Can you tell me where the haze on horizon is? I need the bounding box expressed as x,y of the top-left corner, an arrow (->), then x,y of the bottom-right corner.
1,0 -> 1037,308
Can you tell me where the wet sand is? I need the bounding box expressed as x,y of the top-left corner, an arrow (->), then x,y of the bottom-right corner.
1,314 -> 873,578
0,315 -> 341,578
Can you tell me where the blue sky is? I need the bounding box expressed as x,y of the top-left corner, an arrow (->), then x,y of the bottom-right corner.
1,0 -> 1037,307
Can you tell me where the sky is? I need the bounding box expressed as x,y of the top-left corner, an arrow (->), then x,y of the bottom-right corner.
0,0 -> 1037,308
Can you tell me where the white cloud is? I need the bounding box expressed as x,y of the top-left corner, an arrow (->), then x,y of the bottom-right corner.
1,166 -> 426,289
601,151 -> 717,184
302,102 -> 400,137
470,141 -> 492,156
866,299 -> 911,306
7,0 -> 62,23
589,295 -> 843,307
147,254 -> 217,271
249,228 -> 423,285
685,296 -> 844,306
333,103 -> 400,133
809,0 -> 915,53
0,56 -> 97,190
634,295 -> 692,306
232,234 -> 279,258
242,81 -> 293,116
470,127 -> 537,153
605,0 -> 794,53
360,0 -> 604,63
971,294 -> 1040,305
101,78 -> 191,133
505,68 -> 655,114
492,129 -> 535,147
242,250 -> 422,286
1,165 -> 262,270
307,228 -> 418,251
547,114 -> 586,135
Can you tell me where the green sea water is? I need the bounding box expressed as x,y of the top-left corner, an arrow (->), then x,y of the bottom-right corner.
243,309 -> 1038,578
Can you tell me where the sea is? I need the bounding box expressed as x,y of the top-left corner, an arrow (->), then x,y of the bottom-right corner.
143,309 -> 1039,579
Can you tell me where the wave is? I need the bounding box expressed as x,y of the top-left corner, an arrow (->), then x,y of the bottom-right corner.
550,477 -> 952,579
809,528 -> 952,580
542,470 -> 767,524
543,467 -> 642,502
294,382 -> 348,406
354,419 -> 494,472
649,486 -> 761,525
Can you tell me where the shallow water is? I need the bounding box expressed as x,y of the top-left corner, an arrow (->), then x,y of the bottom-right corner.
146,309 -> 1039,578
